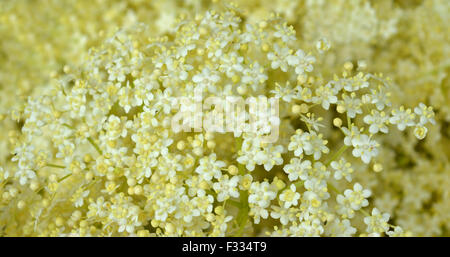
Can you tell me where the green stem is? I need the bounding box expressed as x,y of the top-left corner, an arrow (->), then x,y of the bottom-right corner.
325,144 -> 348,166
57,173 -> 72,183
359,208 -> 370,217
62,123 -> 74,129
46,163 -> 66,169
294,180 -> 304,189
0,179 -> 8,189
87,137 -> 102,155
327,182 -> 340,194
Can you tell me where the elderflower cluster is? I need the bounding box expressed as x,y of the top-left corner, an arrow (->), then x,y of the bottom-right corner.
0,0 -> 448,237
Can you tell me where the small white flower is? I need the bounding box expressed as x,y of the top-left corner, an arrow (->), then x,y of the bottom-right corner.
336,183 -> 371,218
351,134 -> 379,164
325,218 -> 356,237
413,125 -> 428,140
288,129 -> 308,157
341,126 -> 361,146
389,106 -> 416,131
195,153 -> 226,181
279,184 -> 301,208
249,204 -> 269,224
270,205 -> 296,225
386,226 -> 409,237
363,110 -> 389,134
248,181 -> 277,208
256,145 -> 284,171
414,103 -> 436,125
213,175 -> 240,202
363,208 -> 390,234
267,44 -> 291,72
339,93 -> 362,118
283,158 -> 312,181
302,131 -> 329,160
312,84 -> 338,110
330,158 -> 353,182
270,82 -> 295,102
315,38 -> 331,53
286,49 -> 316,75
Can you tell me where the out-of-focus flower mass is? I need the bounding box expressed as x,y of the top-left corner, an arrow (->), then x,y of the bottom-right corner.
0,0 -> 448,236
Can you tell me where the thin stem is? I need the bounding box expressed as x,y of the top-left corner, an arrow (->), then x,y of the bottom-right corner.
46,163 -> 66,169
347,114 -> 352,129
57,173 -> 72,183
87,137 -> 102,155
327,182 -> 340,194
0,179 -> 8,189
62,123 -> 74,129
359,208 -> 370,217
325,144 -> 348,166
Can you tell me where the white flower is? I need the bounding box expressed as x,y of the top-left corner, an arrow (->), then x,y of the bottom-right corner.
414,102 -> 436,125
237,136 -> 263,171
241,61 -> 268,91
413,125 -> 428,140
300,113 -> 325,131
330,158 -> 353,182
192,67 -> 221,92
279,184 -> 301,208
386,226 -> 409,237
0,167 -> 9,182
273,23 -> 296,43
341,126 -> 361,146
339,93 -> 362,118
249,204 -> 269,224
256,145 -> 284,171
290,218 -> 324,236
66,88 -> 87,118
267,44 -> 291,72
302,131 -> 329,160
315,38 -> 331,53
195,153 -> 226,181
363,110 -> 389,134
351,134 -> 379,164
288,129 -> 308,157
288,130 -> 329,160
248,181 -> 277,208
72,189 -> 90,208
213,175 -> 240,202
325,218 -> 356,237
270,205 -> 297,225
286,49 -> 315,75
270,82 -> 295,102
157,153 -> 183,179
104,115 -> 130,140
370,85 -> 391,111
313,84 -> 338,110
304,178 -> 330,201
218,52 -> 244,78
310,162 -> 331,181
342,72 -> 369,92
338,183 -> 371,210
117,84 -> 134,113
283,158 -> 312,181
363,208 -> 390,234
389,106 -> 416,131
55,140 -> 75,164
